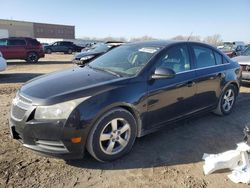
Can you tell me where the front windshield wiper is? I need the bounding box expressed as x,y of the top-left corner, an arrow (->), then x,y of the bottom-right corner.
87,64 -> 121,77
103,69 -> 122,77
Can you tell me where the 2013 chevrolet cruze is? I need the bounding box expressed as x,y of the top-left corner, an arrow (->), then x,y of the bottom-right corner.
9,41 -> 241,162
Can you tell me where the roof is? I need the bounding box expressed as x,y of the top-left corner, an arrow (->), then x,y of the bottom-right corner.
126,40 -> 217,49
125,40 -> 187,47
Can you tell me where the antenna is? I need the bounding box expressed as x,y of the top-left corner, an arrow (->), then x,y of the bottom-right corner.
187,32 -> 193,41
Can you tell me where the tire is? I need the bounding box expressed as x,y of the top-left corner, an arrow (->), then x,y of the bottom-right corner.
26,52 -> 38,63
67,49 -> 73,54
46,48 -> 52,54
213,85 -> 237,116
87,108 -> 137,162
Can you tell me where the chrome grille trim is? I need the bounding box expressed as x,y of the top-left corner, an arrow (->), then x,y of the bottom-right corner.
11,93 -> 33,121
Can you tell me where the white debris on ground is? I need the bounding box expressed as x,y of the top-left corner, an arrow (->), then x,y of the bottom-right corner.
203,142 -> 250,184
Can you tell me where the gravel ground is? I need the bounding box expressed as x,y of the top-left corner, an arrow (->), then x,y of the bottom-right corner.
0,54 -> 250,188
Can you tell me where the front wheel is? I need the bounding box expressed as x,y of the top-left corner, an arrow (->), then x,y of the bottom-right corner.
46,48 -> 52,54
87,108 -> 137,162
213,85 -> 237,116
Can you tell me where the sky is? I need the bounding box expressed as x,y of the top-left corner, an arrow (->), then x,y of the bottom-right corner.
0,0 -> 250,42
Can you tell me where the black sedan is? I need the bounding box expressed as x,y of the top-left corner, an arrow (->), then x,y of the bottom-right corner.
72,42 -> 123,65
9,41 -> 241,162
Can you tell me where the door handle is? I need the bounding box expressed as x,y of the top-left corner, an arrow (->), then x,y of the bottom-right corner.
187,81 -> 195,87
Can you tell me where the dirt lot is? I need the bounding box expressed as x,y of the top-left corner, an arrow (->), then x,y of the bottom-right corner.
1,54 -> 250,188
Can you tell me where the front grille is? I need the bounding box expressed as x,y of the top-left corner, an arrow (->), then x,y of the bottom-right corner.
11,105 -> 27,120
11,93 -> 32,121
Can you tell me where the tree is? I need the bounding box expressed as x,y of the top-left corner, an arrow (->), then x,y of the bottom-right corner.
171,35 -> 201,42
129,35 -> 155,42
203,34 -> 223,46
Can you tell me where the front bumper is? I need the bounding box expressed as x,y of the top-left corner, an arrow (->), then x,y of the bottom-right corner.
9,113 -> 88,159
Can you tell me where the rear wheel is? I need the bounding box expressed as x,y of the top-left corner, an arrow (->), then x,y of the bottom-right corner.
26,52 -> 38,63
87,108 -> 137,162
67,48 -> 73,54
213,85 -> 237,116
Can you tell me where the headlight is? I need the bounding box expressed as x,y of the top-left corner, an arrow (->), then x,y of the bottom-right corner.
80,55 -> 94,61
34,97 -> 89,120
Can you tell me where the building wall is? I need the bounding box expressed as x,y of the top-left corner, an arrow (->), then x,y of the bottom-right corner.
0,19 -> 34,38
0,19 -> 75,39
33,23 -> 75,39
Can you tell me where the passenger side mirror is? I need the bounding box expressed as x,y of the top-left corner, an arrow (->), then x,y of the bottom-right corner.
151,67 -> 176,79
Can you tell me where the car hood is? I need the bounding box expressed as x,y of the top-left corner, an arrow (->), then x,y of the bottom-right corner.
20,66 -> 122,105
232,56 -> 250,65
74,51 -> 103,59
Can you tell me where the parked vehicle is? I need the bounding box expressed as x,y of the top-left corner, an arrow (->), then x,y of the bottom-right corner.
44,41 -> 84,54
0,37 -> 44,63
41,43 -> 49,47
0,51 -> 7,72
9,41 -> 241,162
73,42 -> 124,65
218,42 -> 246,58
232,47 -> 250,81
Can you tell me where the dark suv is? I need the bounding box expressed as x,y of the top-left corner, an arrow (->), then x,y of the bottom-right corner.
44,41 -> 83,54
0,37 -> 44,63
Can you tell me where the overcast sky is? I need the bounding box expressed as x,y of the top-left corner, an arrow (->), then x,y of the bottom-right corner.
1,0 -> 250,42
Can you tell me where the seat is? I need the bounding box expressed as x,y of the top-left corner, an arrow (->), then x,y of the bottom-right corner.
197,52 -> 214,68
163,49 -> 185,73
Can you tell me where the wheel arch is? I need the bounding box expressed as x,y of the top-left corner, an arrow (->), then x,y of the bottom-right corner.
223,81 -> 240,96
88,102 -> 143,138
26,51 -> 38,57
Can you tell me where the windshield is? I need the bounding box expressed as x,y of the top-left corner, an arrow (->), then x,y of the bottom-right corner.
88,45 -> 161,76
242,47 -> 250,56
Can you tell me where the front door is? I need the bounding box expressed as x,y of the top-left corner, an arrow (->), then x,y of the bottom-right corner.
146,44 -> 197,129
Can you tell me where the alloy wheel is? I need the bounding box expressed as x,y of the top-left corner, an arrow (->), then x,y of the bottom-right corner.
27,53 -> 38,63
222,88 -> 235,112
99,118 -> 131,155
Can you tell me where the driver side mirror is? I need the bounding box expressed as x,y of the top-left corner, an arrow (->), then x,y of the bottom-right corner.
151,67 -> 176,79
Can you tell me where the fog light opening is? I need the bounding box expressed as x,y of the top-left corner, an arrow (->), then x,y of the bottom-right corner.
71,137 -> 81,143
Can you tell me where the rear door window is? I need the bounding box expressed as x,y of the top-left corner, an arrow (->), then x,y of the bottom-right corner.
8,39 -> 26,46
214,51 -> 223,65
192,45 -> 216,68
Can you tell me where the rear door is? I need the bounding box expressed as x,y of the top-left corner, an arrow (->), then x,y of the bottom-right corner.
7,39 -> 27,59
60,42 -> 70,52
146,44 -> 197,129
190,44 -> 224,110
